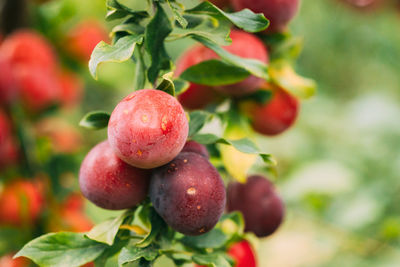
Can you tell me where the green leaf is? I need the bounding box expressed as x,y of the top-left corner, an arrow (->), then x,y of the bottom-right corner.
270,61 -> 316,99
220,212 -> 245,237
136,208 -> 165,248
157,72 -> 175,96
133,45 -> 147,90
192,253 -> 231,267
79,111 -> 110,130
186,1 -> 269,33
174,79 -> 190,95
167,1 -> 188,28
86,210 -> 133,246
145,3 -> 173,83
188,111 -> 213,137
180,60 -> 250,86
194,36 -> 269,80
118,245 -> 158,266
169,17 -> 231,46
14,232 -> 107,267
181,228 -> 228,249
191,134 -> 275,166
89,35 -> 143,79
241,89 -> 272,104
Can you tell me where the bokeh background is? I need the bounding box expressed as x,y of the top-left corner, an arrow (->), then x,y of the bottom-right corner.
1,0 -> 400,266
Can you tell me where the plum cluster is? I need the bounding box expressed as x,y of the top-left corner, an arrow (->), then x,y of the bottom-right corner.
177,0 -> 301,136
80,89 -> 226,236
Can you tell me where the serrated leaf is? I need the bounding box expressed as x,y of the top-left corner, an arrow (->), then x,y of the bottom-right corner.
189,111 -> 213,137
118,245 -> 158,266
79,111 -> 110,130
186,2 -> 269,33
89,34 -> 143,79
157,72 -> 175,96
14,232 -> 107,267
180,60 -> 250,86
86,210 -> 133,246
270,62 -> 316,99
145,3 -> 173,83
194,36 -> 269,80
192,253 -> 231,267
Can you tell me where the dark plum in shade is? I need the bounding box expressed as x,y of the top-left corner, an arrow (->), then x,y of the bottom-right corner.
79,140 -> 151,210
227,175 -> 285,237
108,89 -> 189,169
150,152 -> 226,236
181,141 -> 209,158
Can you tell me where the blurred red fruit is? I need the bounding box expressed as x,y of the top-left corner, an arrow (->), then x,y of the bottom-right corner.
58,70 -> 83,108
341,0 -> 383,10
0,253 -> 29,267
13,66 -> 60,112
0,55 -> 18,104
35,117 -> 83,154
241,85 -> 299,136
0,30 -> 57,70
66,20 -> 109,62
176,30 -> 268,106
0,180 -> 44,226
0,110 -> 18,168
175,45 -> 219,110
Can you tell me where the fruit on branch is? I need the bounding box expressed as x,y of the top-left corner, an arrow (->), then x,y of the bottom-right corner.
108,89 -> 189,169
215,30 -> 268,96
13,66 -> 61,111
57,70 -> 83,108
175,45 -> 220,110
176,30 -> 268,100
0,30 -> 57,70
150,152 -> 226,236
65,20 -> 109,62
227,175 -> 284,237
241,85 -> 299,136
0,180 -> 44,226
0,253 -> 29,267
181,140 -> 210,158
79,141 -> 151,210
0,110 -> 18,168
196,240 -> 257,267
231,0 -> 300,33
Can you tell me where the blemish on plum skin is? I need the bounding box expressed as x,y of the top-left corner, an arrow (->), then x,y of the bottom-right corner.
141,115 -> 149,123
199,227 -> 206,233
197,205 -> 201,210
187,187 -> 196,195
125,94 -> 135,101
183,159 -> 188,163
136,150 -> 143,156
123,110 -> 129,115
